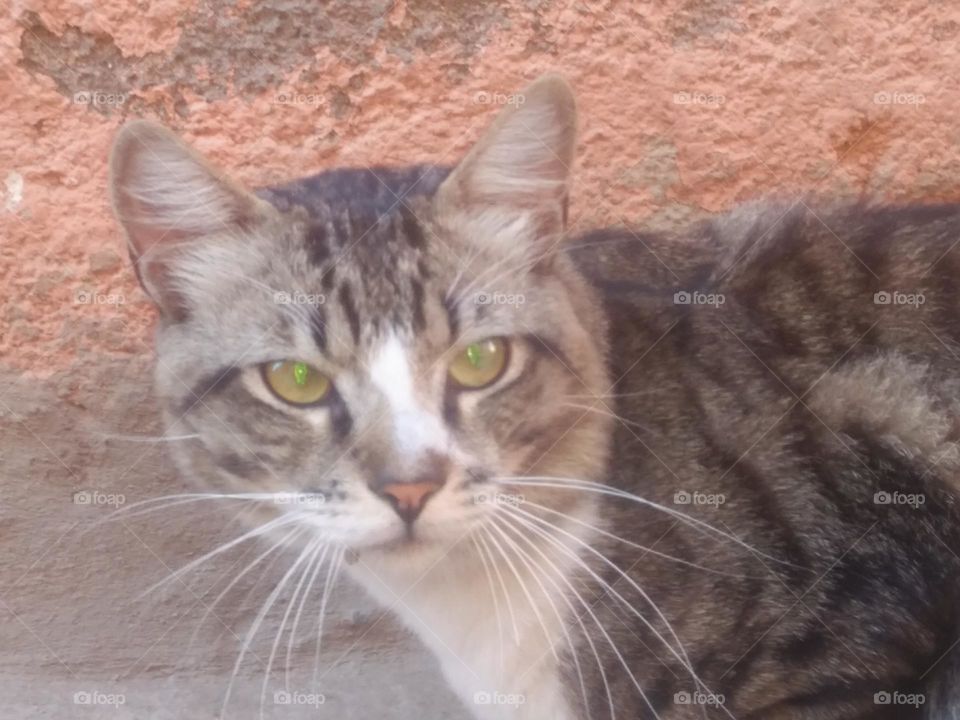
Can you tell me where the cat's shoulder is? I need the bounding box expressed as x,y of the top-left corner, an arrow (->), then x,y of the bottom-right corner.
568,198 -> 960,292
706,198 -> 960,284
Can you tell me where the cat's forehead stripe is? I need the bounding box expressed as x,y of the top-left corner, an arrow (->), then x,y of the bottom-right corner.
338,283 -> 361,343
308,306 -> 326,352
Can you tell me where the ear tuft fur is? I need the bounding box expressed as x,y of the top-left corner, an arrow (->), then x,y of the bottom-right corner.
109,120 -> 268,318
436,74 -> 577,245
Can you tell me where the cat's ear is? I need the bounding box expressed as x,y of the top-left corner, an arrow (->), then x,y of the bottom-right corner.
109,120 -> 269,320
435,74 -> 576,250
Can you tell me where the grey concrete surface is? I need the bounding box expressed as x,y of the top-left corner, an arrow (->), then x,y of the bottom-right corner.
0,359 -> 468,719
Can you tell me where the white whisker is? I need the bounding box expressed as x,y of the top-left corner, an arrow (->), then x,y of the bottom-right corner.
498,476 -> 800,568
480,525 -> 560,663
259,538 -> 326,720
471,532 -> 506,682
187,525 -> 304,653
284,543 -> 331,690
93,432 -> 201,443
486,517 -> 592,720
497,509 -> 658,719
311,546 -> 345,692
222,533 -> 317,718
502,505 -> 736,720
494,513 -> 614,720
475,529 -> 521,646
558,402 -> 650,432
521,498 -> 760,579
138,511 -> 309,600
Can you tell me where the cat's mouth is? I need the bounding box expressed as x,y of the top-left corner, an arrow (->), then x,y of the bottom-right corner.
357,516 -> 467,557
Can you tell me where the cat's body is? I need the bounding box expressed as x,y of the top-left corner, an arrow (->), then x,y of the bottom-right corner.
109,76 -> 960,719
567,204 -> 960,718
263,167 -> 960,718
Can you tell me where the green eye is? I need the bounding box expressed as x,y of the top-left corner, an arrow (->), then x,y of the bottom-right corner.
448,338 -> 509,389
262,360 -> 331,405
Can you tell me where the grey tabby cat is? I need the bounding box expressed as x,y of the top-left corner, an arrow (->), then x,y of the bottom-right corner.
110,75 -> 960,719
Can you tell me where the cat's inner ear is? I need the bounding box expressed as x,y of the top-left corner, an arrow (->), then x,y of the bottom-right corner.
436,74 -> 577,246
109,120 -> 268,319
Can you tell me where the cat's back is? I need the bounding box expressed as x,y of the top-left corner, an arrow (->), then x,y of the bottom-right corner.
569,200 -> 960,384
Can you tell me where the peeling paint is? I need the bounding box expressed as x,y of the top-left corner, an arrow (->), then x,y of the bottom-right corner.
18,1 -> 509,115
3,171 -> 24,212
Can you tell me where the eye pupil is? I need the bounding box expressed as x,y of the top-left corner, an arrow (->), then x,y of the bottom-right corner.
466,344 -> 482,368
293,362 -> 309,386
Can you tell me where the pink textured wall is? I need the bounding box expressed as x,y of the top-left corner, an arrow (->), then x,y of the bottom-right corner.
1,1 -> 959,717
4,0 -> 960,375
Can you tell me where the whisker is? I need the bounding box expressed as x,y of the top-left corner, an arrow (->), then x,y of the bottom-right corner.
92,432 -> 201,443
138,511 -> 310,600
520,498 -> 761,579
450,237 -> 534,306
222,532 -> 317,718
494,513 -> 614,720
506,507 -> 695,672
311,546 -> 345,692
558,402 -> 650,432
187,525 -> 305,653
260,538 -> 326,720
560,390 -> 660,401
486,517 -> 592,720
480,525 -> 560,663
501,506 -> 735,720
504,504 -> 696,672
89,491 -> 300,534
475,530 -> 521,646
471,532 -> 506,682
498,476 -> 800,568
496,509 -> 658,719
284,543 -> 332,690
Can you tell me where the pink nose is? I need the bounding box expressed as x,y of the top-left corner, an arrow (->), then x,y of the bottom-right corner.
376,481 -> 442,523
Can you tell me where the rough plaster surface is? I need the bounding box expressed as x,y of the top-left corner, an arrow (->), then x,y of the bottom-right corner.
1,1 -> 959,718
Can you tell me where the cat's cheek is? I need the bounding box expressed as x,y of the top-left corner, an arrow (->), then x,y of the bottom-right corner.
318,494 -> 402,548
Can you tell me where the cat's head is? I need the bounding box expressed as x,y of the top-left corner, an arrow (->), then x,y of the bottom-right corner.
109,75 -> 611,566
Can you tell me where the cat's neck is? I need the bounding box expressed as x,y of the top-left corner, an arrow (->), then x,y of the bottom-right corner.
345,504 -> 601,720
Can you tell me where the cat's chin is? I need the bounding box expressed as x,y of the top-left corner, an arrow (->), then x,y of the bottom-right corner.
364,534 -> 432,555
350,523 -> 469,567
